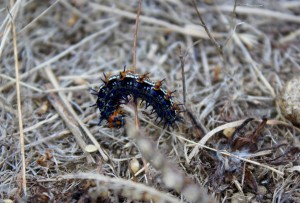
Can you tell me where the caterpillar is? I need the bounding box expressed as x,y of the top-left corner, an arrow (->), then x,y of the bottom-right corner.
91,67 -> 183,129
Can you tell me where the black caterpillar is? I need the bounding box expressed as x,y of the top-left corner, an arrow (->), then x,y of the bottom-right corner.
91,68 -> 183,129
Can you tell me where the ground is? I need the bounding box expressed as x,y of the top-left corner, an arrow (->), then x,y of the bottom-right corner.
0,0 -> 300,203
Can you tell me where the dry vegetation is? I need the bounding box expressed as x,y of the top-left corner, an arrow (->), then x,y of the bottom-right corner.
1,0 -> 300,202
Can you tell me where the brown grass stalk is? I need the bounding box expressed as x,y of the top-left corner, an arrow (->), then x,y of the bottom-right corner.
10,0 -> 27,196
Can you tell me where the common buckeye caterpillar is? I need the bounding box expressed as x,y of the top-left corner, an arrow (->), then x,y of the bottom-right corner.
91,67 -> 183,129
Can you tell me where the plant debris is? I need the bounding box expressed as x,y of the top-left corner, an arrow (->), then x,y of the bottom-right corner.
1,0 -> 300,202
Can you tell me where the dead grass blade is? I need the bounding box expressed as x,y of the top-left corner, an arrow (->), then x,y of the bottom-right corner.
10,0 -> 26,196
45,67 -> 108,161
41,173 -> 182,203
45,84 -> 94,163
0,23 -> 118,92
90,3 -> 223,39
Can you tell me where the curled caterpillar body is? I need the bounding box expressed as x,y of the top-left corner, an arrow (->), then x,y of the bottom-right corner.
93,69 -> 183,128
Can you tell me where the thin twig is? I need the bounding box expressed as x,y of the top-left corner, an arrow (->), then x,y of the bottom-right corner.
10,0 -> 27,195
133,0 -> 142,130
186,109 -> 205,138
133,0 -> 141,73
191,0 -> 223,56
179,45 -> 186,105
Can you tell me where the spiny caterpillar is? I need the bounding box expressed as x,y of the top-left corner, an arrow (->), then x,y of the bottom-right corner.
91,67 -> 183,129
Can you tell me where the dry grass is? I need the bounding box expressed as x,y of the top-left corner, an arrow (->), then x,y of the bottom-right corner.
1,0 -> 300,202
